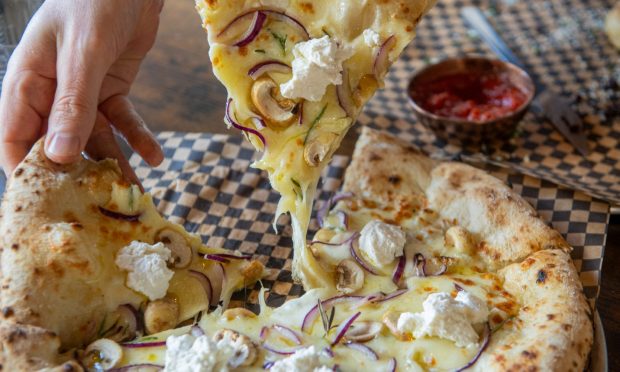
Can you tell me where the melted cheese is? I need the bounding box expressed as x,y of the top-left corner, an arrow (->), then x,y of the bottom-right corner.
195,0 -> 435,288
115,273 -> 519,371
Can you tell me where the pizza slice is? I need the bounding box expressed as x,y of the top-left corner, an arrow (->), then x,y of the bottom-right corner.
0,140 -> 264,370
195,0 -> 436,285
306,127 -> 570,291
110,248 -> 591,371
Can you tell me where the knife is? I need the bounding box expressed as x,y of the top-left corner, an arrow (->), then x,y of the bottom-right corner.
461,6 -> 589,156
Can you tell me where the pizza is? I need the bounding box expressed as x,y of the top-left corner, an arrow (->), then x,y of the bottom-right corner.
195,0 -> 436,285
106,127 -> 592,371
0,139 -> 264,370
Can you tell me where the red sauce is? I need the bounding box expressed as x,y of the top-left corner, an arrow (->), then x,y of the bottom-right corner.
412,71 -> 528,122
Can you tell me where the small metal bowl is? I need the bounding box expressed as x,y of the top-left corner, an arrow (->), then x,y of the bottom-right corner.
407,56 -> 535,144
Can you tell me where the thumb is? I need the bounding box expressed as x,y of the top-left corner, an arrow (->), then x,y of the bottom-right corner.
45,44 -> 108,164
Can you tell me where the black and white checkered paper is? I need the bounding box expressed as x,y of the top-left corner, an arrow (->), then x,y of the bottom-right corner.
130,132 -> 609,310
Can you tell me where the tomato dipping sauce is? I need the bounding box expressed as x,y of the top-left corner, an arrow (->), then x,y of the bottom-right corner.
410,70 -> 529,122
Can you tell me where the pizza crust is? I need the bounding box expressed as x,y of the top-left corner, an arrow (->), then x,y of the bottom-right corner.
343,127 -> 570,269
476,249 -> 593,372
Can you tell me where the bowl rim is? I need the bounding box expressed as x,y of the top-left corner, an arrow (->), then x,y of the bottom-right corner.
406,55 -> 536,126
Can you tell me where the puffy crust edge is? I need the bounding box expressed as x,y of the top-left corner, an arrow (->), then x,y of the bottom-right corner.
475,249 -> 593,372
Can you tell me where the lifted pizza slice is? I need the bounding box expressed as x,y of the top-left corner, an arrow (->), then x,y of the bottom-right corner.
195,0 -> 436,285
0,140 -> 264,370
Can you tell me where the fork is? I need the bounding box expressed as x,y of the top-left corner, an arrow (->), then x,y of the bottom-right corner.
461,6 -> 589,156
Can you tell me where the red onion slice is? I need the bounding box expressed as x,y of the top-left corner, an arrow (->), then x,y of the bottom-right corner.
204,254 -> 230,264
207,263 -> 226,306
413,253 -> 426,277
349,239 -> 379,275
225,98 -> 266,148
121,340 -> 166,349
251,116 -> 267,130
109,363 -> 163,372
387,357 -> 397,372
216,11 -> 257,42
375,289 -> 408,303
298,101 -> 304,126
455,323 -> 491,372
373,35 -> 396,79
301,295 -> 364,332
261,324 -> 303,345
317,192 -> 353,228
262,10 -> 310,40
335,211 -> 348,229
98,207 -> 140,222
323,347 -> 335,358
188,270 -> 213,306
234,11 -> 267,47
344,342 -> 379,360
262,343 -> 303,355
392,255 -> 406,286
455,283 -> 465,292
248,60 -> 291,80
310,231 -> 357,247
336,68 -> 356,117
206,253 -> 252,262
331,312 -> 361,346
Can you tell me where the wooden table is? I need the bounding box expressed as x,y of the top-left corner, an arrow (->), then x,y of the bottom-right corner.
131,0 -> 617,368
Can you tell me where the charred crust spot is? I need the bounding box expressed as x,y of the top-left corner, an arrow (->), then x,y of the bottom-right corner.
13,168 -> 23,177
10,244 -> 18,250
7,329 -> 26,343
522,350 -> 537,360
71,223 -> 84,231
388,175 -> 402,185
547,314 -> 556,320
536,269 -> 547,284
369,153 -> 382,161
1,307 -> 13,318
562,324 -> 572,331
33,268 -> 42,275
14,205 -> 22,212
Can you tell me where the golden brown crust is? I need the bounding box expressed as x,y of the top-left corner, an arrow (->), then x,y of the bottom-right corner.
475,249 -> 593,372
345,127 -> 570,269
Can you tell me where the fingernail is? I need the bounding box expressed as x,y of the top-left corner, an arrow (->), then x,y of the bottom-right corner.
47,132 -> 81,158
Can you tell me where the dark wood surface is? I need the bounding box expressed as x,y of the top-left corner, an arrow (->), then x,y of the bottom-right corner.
131,0 -> 617,368
0,0 -> 613,368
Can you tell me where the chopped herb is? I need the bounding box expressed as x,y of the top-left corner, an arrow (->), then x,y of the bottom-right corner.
255,49 -> 266,54
303,104 -> 328,145
269,29 -> 287,55
291,178 -> 303,201
317,299 -> 336,337
136,336 -> 158,342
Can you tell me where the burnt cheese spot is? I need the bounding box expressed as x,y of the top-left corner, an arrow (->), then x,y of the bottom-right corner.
369,153 -> 382,161
547,314 -> 556,320
522,350 -> 538,360
13,168 -> 23,177
536,269 -> 547,284
10,244 -> 18,251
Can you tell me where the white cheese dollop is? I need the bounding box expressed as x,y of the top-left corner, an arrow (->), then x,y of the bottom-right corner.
115,241 -> 174,301
397,291 -> 489,348
164,332 -> 250,372
280,36 -> 354,101
270,346 -> 331,372
363,29 -> 382,47
358,219 -> 406,267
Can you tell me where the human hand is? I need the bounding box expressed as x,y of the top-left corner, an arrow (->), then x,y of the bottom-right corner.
0,0 -> 165,182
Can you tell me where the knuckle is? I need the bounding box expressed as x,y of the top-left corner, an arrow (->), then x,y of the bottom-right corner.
54,93 -> 92,118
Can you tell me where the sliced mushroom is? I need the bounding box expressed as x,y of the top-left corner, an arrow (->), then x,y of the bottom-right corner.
444,226 -> 475,254
81,338 -> 123,371
345,321 -> 383,342
156,228 -> 193,268
336,259 -> 364,294
222,307 -> 257,321
144,298 -> 179,335
251,76 -> 296,127
303,132 -> 337,167
212,329 -> 258,367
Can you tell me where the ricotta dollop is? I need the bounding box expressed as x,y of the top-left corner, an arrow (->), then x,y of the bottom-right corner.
115,241 -> 174,301
363,29 -> 382,47
270,346 -> 331,372
164,332 -> 250,372
397,291 -> 489,348
280,36 -> 354,101
358,219 -> 406,267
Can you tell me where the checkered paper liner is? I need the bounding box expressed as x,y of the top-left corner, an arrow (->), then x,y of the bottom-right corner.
363,0 -> 620,204
130,132 -> 609,311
